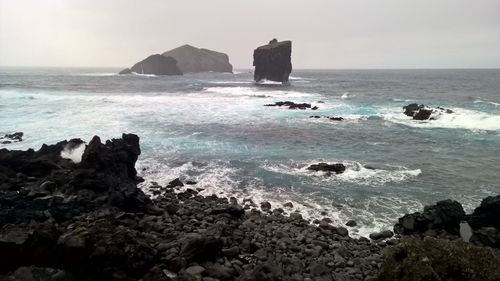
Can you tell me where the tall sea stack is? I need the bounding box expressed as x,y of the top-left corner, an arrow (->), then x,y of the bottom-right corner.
253,39 -> 292,83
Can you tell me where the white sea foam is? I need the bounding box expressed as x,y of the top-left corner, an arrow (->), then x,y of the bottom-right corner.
203,86 -> 315,98
131,72 -> 158,77
383,106 -> 500,131
341,92 -> 355,99
473,99 -> 500,108
137,158 -> 423,238
262,160 -> 421,186
60,143 -> 86,163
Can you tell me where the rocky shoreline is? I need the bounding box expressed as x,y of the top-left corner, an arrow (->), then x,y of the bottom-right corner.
1,134 -> 499,281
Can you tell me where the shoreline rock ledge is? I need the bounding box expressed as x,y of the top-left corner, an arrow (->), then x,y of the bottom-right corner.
253,38 -> 292,83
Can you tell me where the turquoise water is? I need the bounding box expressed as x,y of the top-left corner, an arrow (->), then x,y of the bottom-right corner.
1,68 -> 499,236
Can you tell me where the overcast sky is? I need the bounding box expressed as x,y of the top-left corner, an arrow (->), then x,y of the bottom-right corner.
1,0 -> 499,69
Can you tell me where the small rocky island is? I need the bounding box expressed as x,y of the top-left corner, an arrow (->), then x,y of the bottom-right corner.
119,45 -> 232,75
163,44 -> 233,73
119,54 -> 183,76
253,39 -> 292,83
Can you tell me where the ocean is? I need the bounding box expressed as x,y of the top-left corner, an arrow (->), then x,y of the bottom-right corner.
1,67 -> 499,237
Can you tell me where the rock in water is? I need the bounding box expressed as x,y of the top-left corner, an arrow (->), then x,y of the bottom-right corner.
162,44 -> 232,73
307,163 -> 346,174
378,237 -> 500,281
253,39 -> 292,83
120,54 -> 182,76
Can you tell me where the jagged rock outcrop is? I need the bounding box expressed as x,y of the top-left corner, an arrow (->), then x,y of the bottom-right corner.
378,237 -> 500,281
162,44 -> 232,73
119,54 -> 182,76
393,197 -> 500,248
0,134 -> 151,226
0,132 -> 23,144
403,103 -> 454,120
253,39 -> 292,83
393,199 -> 465,236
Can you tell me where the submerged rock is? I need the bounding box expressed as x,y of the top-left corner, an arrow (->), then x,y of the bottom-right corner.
307,163 -> 346,174
162,44 -> 232,73
253,39 -> 292,83
378,237 -> 500,281
265,101 -> 312,110
120,54 -> 182,76
1,132 -> 24,144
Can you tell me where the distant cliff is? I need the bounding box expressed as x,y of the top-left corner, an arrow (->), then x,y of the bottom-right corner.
119,54 -> 182,76
162,44 -> 233,73
253,39 -> 292,83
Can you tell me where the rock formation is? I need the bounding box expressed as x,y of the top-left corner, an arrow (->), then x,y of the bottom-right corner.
403,103 -> 453,121
393,196 -> 500,248
253,39 -> 292,83
0,132 -> 23,144
119,54 -> 182,76
264,101 -> 313,110
162,44 -> 232,73
307,163 -> 346,174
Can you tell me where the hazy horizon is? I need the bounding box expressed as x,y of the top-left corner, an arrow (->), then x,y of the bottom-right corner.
1,0 -> 499,69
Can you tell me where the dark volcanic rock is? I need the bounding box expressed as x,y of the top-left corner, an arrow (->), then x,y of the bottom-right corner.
1,132 -> 23,143
413,108 -> 432,120
378,237 -> 500,281
120,54 -> 182,76
179,234 -> 223,262
162,44 -> 232,73
403,103 -> 424,117
167,178 -> 184,188
402,103 -> 453,121
265,101 -> 311,110
253,39 -> 292,83
469,195 -> 500,229
307,163 -> 346,174
394,199 -> 465,235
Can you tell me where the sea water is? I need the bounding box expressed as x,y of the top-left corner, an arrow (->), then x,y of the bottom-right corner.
1,67 -> 499,236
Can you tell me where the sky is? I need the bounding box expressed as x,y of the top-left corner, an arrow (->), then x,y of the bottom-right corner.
0,0 -> 499,69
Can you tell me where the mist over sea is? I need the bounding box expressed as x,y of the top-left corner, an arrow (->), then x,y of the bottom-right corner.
1,67 -> 499,236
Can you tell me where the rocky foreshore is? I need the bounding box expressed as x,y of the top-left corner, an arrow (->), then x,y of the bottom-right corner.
1,134 -> 499,281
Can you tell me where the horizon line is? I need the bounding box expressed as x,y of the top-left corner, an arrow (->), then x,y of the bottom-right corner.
1,65 -> 499,71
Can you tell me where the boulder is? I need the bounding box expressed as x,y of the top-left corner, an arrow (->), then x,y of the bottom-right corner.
369,230 -> 394,240
469,195 -> 500,229
403,103 -> 424,117
162,44 -> 232,73
413,108 -> 432,120
179,234 -> 223,262
2,132 -> 23,142
394,199 -> 465,235
307,163 -> 346,174
120,54 -> 182,76
378,237 -> 500,281
253,39 -> 292,83
402,103 -> 453,120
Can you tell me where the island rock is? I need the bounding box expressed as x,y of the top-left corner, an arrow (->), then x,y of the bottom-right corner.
162,44 -> 232,73
120,54 -> 182,76
253,39 -> 292,83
